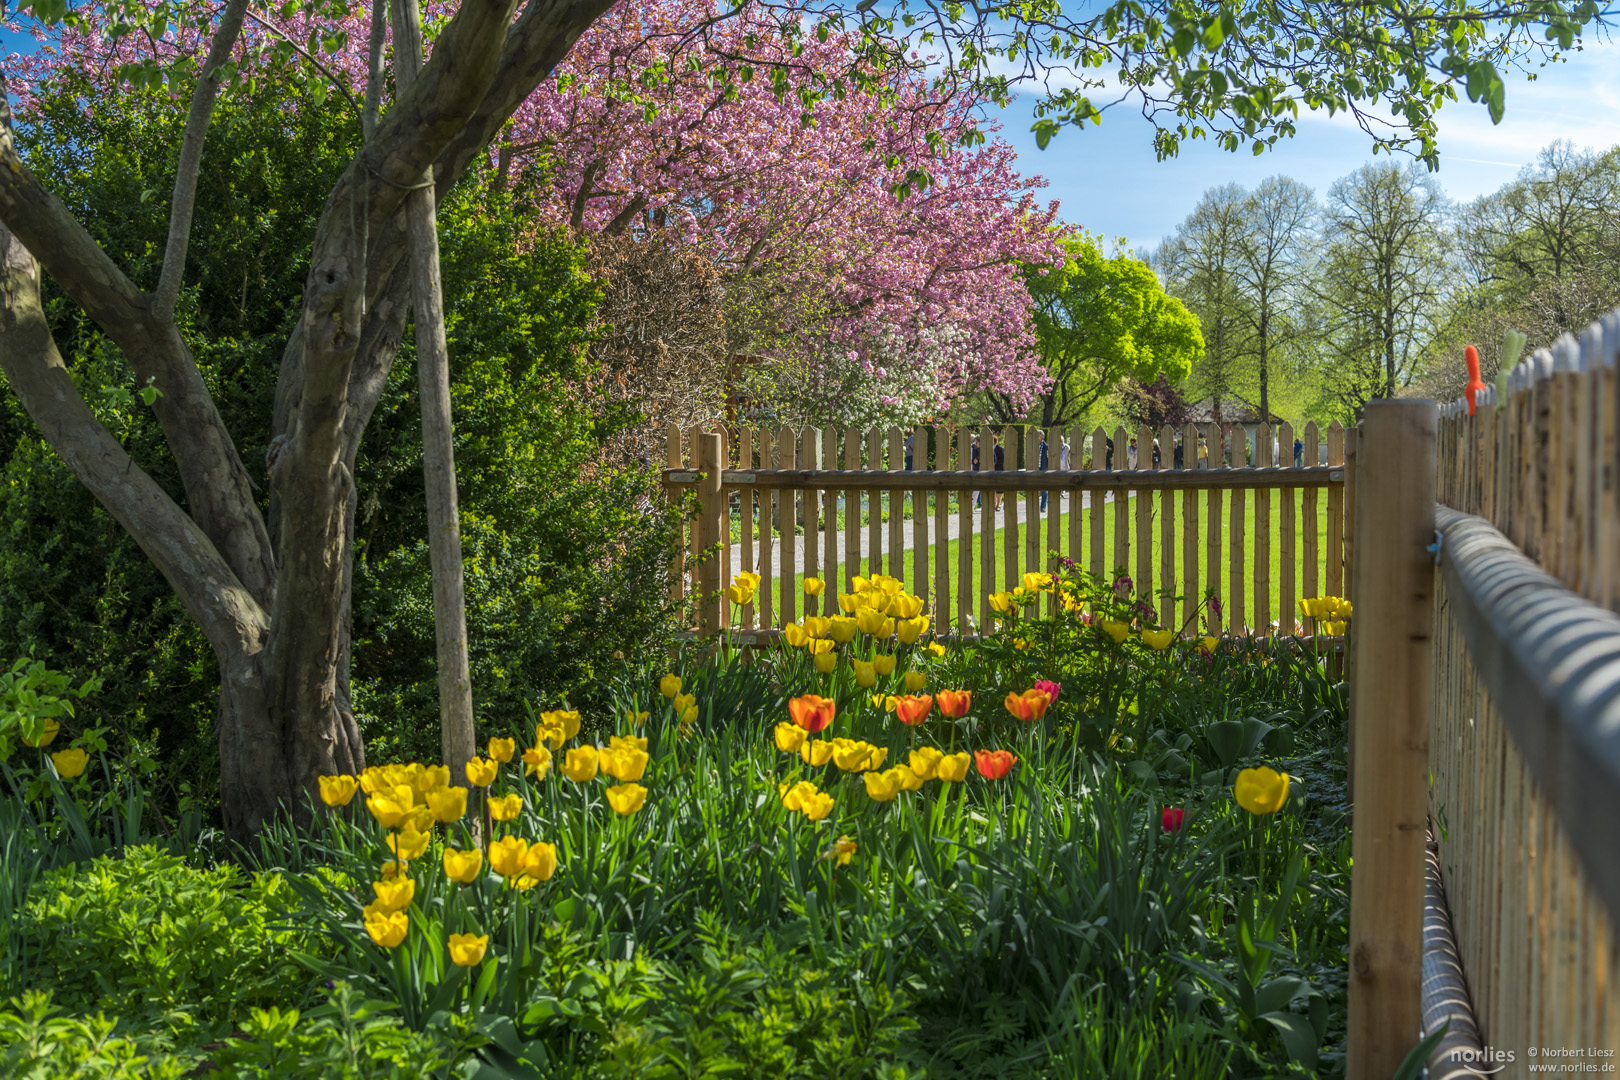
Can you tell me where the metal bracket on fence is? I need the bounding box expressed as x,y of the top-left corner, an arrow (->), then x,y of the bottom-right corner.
665,470 -> 699,483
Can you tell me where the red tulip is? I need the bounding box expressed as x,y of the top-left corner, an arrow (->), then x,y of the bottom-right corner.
1162,807 -> 1186,832
936,689 -> 973,719
893,694 -> 934,726
788,694 -> 837,733
1033,679 -> 1061,701
974,749 -> 1017,780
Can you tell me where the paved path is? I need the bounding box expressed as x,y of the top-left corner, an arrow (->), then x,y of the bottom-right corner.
728,490 -> 1127,574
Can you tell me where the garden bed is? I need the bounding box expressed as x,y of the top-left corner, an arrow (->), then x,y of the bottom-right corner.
0,569 -> 1351,1078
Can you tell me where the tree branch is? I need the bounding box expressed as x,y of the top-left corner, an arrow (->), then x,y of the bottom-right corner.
154,0 -> 251,321
362,0 -> 389,140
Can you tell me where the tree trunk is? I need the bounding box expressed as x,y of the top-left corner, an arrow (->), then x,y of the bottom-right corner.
395,0 -> 478,792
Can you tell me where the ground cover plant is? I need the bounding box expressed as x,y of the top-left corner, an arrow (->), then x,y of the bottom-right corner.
0,571 -> 1352,1078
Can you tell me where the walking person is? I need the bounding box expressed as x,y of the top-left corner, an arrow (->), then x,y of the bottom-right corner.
1293,437 -> 1304,467
1038,432 -> 1050,511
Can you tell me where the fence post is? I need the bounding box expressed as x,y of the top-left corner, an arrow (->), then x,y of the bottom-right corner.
697,431 -> 723,637
1346,399 -> 1436,1080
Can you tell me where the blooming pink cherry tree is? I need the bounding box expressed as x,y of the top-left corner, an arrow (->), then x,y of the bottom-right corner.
509,0 -> 1063,417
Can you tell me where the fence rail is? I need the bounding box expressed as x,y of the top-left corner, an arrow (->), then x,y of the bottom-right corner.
662,421 -> 1349,638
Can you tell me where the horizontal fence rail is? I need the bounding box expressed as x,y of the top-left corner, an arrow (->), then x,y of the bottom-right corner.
663,421 -> 1349,638
1426,308 -> 1620,1062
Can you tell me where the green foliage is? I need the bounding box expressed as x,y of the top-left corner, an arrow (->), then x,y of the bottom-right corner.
19,847 -> 319,1031
1002,233 -> 1202,428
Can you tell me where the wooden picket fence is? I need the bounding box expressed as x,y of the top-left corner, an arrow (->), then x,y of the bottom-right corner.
662,419 -> 1350,637
1407,311 -> 1620,1073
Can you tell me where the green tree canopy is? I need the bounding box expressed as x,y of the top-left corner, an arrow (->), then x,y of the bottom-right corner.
996,235 -> 1203,429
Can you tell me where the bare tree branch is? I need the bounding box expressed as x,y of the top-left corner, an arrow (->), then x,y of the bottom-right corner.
154,0 -> 251,320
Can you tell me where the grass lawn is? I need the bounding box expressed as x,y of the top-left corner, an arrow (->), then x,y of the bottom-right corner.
742,490 -> 1338,633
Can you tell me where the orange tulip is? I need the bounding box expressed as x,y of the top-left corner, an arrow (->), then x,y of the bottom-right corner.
788,694 -> 837,733
1003,689 -> 1051,722
974,749 -> 1018,780
936,689 -> 972,719
893,694 -> 933,726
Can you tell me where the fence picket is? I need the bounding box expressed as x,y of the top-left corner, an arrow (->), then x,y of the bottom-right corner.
1205,423 -> 1223,629
666,423 -> 685,604
1255,423 -> 1272,634
1228,426 -> 1247,633
777,427 -> 796,625
957,428 -> 972,635
1047,428 -> 1061,614
1302,422 -> 1320,634
739,427 -> 755,629
843,430 -> 859,593
1182,422 -> 1200,634
889,428 -> 905,581
1025,426 -> 1042,588
1279,421 -> 1295,636
979,426 -> 994,632
1327,420 -> 1345,598
757,427 -> 774,628
1090,427 -> 1106,578
1067,426 -> 1083,575
1158,424 -> 1175,628
801,427 -> 820,616
1113,425 -> 1129,580
933,427 -> 950,628
821,426 -> 836,610
1003,426 -> 1020,599
912,426 -> 927,604
867,430 -> 882,580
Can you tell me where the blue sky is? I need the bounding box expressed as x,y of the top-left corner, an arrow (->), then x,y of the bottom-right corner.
988,40 -> 1620,252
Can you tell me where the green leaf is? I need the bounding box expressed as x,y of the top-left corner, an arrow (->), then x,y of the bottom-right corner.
1261,1012 -> 1319,1069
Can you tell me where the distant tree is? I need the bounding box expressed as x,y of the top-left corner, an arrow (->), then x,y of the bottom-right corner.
1121,375 -> 1194,431
1316,163 -> 1455,415
1157,185 -> 1251,423
994,234 -> 1203,428
1235,176 -> 1317,423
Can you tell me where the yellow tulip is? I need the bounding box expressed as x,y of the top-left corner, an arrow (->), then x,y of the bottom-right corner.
903,670 -> 926,692
1234,767 -> 1291,816
874,654 -> 897,676
22,719 -> 59,748
487,738 -> 516,764
1198,636 -> 1219,654
448,933 -> 489,967
895,764 -> 924,791
443,847 -> 483,883
856,609 -> 889,636
364,906 -> 408,948
610,734 -> 648,752
489,836 -> 529,878
862,768 -> 905,802
737,571 -> 761,591
896,616 -> 929,645
371,876 -> 415,913
889,594 -> 924,619
775,722 -> 808,754
627,709 -> 650,728
523,745 -> 552,779
465,757 -> 498,787
1141,629 -> 1174,650
927,642 -> 947,657
829,616 -> 859,643
599,746 -> 650,783
426,785 -> 469,823
541,710 -> 581,742
837,592 -> 860,613
387,828 -> 430,861
852,660 -> 877,688
1099,620 -> 1129,643
522,841 -> 558,882
1023,572 -> 1053,592
806,638 -> 834,655
936,752 -> 971,782
800,791 -> 836,821
852,575 -> 872,593
813,652 -> 838,674
804,616 -> 832,638
988,592 -> 1012,613
833,836 -> 857,866
605,783 -> 648,815
784,623 -> 811,648
1323,620 -> 1346,636
800,739 -> 835,766
832,739 -> 886,772
366,785 -> 415,829
561,747 -> 599,783
804,577 -> 826,596
727,582 -> 754,605
318,774 -> 359,806
489,793 -> 523,821
660,674 -> 682,699
672,693 -> 696,714
909,746 -> 943,780
681,704 -> 699,725
380,860 -> 406,880
413,765 -> 450,795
